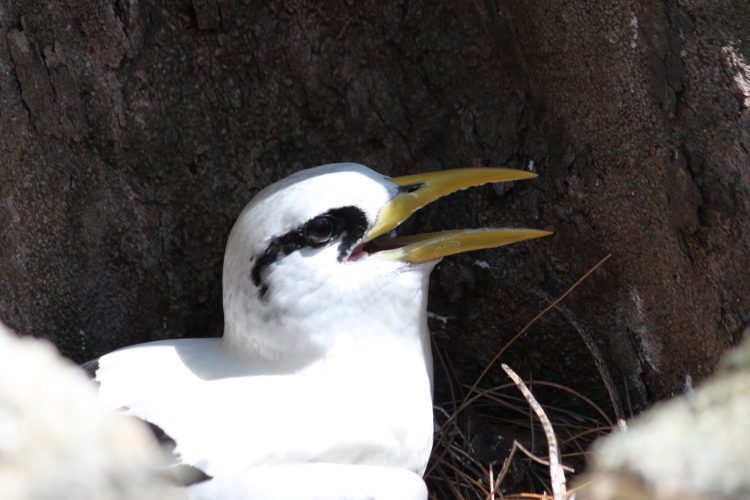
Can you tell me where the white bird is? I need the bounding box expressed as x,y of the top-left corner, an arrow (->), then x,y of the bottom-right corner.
84,163 -> 549,500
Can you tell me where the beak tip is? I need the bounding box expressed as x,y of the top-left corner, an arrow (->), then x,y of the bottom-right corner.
534,230 -> 553,239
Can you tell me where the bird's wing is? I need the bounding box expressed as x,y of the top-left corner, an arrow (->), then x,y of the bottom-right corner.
85,338 -> 231,483
85,338 -> 429,479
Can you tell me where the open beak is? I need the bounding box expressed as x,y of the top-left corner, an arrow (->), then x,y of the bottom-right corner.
362,167 -> 551,263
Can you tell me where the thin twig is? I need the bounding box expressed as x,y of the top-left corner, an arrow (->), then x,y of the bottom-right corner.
466,255 -> 612,400
565,481 -> 593,495
515,381 -> 614,428
558,427 -> 612,447
469,380 -> 614,427
502,364 -> 566,500
512,440 -> 574,472
436,463 -> 467,500
489,438 -> 580,500
526,284 -> 624,423
440,459 -> 490,496
503,494 -> 563,500
560,427 -> 586,459
491,440 -> 519,499
623,374 -> 633,419
529,374 -> 535,454
489,464 -> 495,500
559,451 -> 593,458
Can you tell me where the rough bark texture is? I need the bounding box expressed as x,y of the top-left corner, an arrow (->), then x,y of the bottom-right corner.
1,0 -> 748,423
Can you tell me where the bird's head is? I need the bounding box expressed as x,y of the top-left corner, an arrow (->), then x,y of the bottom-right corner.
222,163 -> 549,363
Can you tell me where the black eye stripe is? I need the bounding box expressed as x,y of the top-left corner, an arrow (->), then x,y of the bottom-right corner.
250,206 -> 368,299
251,230 -> 306,299
328,207 -> 368,261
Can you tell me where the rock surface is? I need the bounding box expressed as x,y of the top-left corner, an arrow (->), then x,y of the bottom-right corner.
580,329 -> 750,500
0,321 -> 182,500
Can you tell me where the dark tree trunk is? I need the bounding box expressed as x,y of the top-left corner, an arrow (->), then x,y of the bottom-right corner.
1,0 -> 748,425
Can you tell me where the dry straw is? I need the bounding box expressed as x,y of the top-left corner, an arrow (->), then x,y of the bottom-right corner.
426,255 -> 616,499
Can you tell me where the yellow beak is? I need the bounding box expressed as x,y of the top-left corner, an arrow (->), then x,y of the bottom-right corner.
364,167 -> 551,262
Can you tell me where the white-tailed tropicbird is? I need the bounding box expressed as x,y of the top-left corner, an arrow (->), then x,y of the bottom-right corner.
83,163 -> 549,500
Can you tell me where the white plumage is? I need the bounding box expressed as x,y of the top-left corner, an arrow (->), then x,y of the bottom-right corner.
88,163 -> 546,499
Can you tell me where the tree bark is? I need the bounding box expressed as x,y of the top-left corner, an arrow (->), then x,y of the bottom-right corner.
1,0 -> 748,420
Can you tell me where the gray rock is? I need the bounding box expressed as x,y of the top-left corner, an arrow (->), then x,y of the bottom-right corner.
579,332 -> 750,500
0,321 -> 184,500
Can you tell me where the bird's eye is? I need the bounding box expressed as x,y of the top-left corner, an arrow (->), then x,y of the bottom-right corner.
304,216 -> 335,244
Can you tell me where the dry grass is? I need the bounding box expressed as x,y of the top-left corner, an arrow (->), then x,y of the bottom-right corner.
426,255 -> 617,500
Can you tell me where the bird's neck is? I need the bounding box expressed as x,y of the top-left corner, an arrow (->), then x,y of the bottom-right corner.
221,262 -> 435,391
